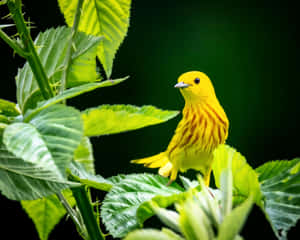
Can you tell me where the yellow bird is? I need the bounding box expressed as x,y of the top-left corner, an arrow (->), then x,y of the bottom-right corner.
132,71 -> 229,185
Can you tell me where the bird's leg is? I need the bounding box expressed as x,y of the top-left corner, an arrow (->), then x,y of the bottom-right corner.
203,173 -> 211,186
203,166 -> 213,186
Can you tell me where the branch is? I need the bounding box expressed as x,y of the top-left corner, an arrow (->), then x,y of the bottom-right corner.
71,186 -> 105,240
0,27 -> 27,57
6,0 -> 54,99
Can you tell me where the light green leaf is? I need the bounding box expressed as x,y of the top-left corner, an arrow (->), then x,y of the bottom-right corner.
212,145 -> 261,204
24,77 -> 127,122
0,140 -> 77,200
21,190 -> 75,240
179,175 -> 199,190
29,104 -> 83,175
217,197 -> 253,240
124,229 -> 180,240
58,0 -> 131,77
161,228 -> 185,240
69,161 -> 113,191
256,158 -> 300,240
74,137 -> 95,174
0,99 -> 20,117
3,122 -> 63,177
150,206 -> 181,233
101,174 -> 184,238
16,26 -> 102,112
82,105 -> 179,137
0,104 -> 82,200
177,197 -> 214,240
137,191 -> 186,227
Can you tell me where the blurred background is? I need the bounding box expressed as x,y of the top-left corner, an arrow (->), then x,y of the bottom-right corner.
0,0 -> 299,239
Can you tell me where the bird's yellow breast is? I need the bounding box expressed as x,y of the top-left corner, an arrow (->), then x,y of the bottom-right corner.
166,100 -> 229,173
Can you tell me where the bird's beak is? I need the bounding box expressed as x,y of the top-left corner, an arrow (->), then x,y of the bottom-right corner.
174,82 -> 190,88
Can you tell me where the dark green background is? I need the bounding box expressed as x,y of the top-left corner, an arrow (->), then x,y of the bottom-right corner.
0,0 -> 299,239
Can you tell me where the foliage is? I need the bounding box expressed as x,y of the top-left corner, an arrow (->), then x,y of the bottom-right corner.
0,0 -> 299,240
125,170 -> 253,240
256,159 -> 300,239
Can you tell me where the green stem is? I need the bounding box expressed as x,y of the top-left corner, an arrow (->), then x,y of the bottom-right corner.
0,28 -> 27,57
6,0 -> 54,99
60,0 -> 84,94
71,186 -> 105,240
56,192 -> 82,230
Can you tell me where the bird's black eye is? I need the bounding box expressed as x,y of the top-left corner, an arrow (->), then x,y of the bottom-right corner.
194,78 -> 200,84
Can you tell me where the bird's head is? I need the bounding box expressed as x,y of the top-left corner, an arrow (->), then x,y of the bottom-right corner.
175,71 -> 216,102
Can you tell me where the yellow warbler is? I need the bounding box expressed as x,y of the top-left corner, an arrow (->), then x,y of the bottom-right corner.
132,71 -> 229,185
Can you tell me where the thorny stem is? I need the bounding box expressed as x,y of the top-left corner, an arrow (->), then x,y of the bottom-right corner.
56,192 -> 82,230
71,186 -> 105,240
6,0 -> 54,99
0,27 -> 27,57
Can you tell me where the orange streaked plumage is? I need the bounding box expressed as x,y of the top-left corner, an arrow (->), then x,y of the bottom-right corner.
131,71 -> 229,185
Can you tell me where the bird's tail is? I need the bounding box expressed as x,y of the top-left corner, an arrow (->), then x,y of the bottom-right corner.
131,152 -> 178,181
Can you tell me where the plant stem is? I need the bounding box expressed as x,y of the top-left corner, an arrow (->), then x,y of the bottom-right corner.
56,192 -> 82,230
60,0 -> 84,94
6,0 -> 54,99
0,28 -> 27,57
71,186 -> 104,240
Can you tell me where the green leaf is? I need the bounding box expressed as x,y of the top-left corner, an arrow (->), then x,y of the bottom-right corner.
74,137 -> 95,174
58,0 -> 131,78
177,196 -> 214,240
29,104 -> 83,175
150,206 -> 181,233
217,197 -> 253,240
0,104 -> 82,200
101,174 -> 184,238
124,229 -> 180,240
82,105 -> 179,137
0,99 -> 20,117
21,190 -> 75,240
256,158 -> 300,240
212,145 -> 261,204
179,175 -> 199,190
0,140 -> 77,200
137,191 -> 186,227
24,77 -> 127,122
3,122 -> 63,177
16,26 -> 102,112
69,161 -> 113,191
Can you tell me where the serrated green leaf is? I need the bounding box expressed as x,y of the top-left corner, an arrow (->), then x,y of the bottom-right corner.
0,99 -> 20,117
0,140 -> 77,200
69,161 -> 113,191
24,77 -> 127,122
21,190 -> 75,240
256,158 -> 300,240
217,197 -> 253,240
16,26 -> 102,112
82,105 -> 179,137
74,137 -> 95,174
101,174 -> 184,238
3,122 -> 63,177
124,229 -> 179,240
29,104 -> 83,175
212,145 -> 261,204
0,104 -> 82,200
58,0 -> 131,77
